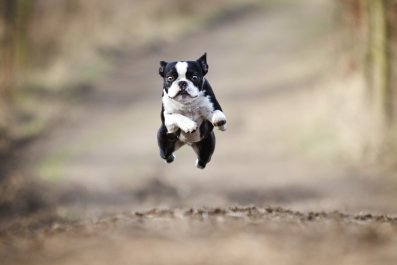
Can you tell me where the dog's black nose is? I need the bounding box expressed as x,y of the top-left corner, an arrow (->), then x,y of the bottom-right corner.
178,81 -> 188,90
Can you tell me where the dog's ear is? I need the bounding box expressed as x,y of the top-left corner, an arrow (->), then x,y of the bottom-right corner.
197,53 -> 208,75
159,61 -> 167,77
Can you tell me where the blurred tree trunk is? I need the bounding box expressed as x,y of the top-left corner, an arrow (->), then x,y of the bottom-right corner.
0,0 -> 17,141
0,0 -> 32,147
340,0 -> 397,159
366,0 -> 390,131
364,0 -> 394,158
388,1 -> 397,132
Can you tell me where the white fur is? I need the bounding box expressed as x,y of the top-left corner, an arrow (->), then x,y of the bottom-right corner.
167,62 -> 200,99
164,113 -> 197,133
211,110 -> 227,131
163,89 -> 227,137
179,130 -> 202,143
176,61 -> 188,76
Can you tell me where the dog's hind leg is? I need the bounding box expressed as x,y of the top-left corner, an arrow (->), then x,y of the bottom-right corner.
157,124 -> 181,163
192,131 -> 215,169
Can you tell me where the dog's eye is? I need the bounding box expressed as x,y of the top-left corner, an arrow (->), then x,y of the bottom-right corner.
192,75 -> 199,81
167,76 -> 174,82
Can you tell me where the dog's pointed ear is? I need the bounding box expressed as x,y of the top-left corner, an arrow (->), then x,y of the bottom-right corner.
197,53 -> 208,75
159,61 -> 167,77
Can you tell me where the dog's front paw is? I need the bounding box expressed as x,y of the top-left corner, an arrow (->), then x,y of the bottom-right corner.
179,118 -> 197,133
211,110 -> 227,131
165,123 -> 179,134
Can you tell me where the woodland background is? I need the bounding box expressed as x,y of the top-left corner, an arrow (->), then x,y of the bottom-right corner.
1,1 -> 397,264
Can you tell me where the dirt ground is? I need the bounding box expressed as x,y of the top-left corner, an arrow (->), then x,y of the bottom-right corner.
2,207 -> 397,265
2,1 -> 397,264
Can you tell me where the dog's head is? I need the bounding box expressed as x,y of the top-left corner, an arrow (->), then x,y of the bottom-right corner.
159,53 -> 208,102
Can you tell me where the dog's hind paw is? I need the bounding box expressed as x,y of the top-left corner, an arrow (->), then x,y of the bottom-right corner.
195,159 -> 206,169
164,154 -> 175,163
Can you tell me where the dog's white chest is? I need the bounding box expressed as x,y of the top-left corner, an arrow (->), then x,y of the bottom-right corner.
179,105 -> 204,123
174,105 -> 204,143
163,93 -> 213,122
162,92 -> 214,143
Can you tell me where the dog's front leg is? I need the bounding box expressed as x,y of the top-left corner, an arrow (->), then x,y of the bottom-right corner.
164,113 -> 179,134
209,110 -> 227,131
164,113 -> 197,133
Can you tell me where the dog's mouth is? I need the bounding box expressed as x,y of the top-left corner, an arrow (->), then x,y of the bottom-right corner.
178,90 -> 189,96
174,90 -> 197,98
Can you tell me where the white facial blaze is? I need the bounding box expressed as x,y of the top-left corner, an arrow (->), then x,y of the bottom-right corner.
176,61 -> 188,77
167,61 -> 200,99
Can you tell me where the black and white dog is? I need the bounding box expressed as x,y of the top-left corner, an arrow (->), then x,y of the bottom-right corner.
157,53 -> 227,169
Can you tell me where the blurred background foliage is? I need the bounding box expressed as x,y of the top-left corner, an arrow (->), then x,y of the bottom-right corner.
0,0 -> 397,161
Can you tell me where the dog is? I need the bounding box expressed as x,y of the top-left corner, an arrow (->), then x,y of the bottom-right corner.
157,53 -> 227,169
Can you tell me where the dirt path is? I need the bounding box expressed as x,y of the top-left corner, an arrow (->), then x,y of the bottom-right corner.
2,207 -> 397,265
5,1 -> 397,264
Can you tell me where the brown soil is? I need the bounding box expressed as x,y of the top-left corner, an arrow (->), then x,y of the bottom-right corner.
2,207 -> 397,265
